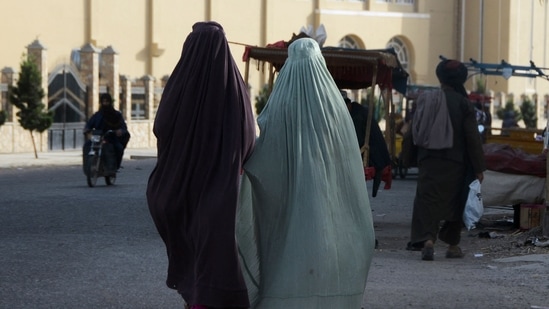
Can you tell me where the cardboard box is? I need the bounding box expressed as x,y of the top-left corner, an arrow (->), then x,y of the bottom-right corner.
519,204 -> 546,230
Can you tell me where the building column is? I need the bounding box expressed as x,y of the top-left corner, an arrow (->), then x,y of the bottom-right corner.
101,45 -> 120,109
27,39 -> 48,152
142,75 -> 155,120
80,43 -> 100,119
27,40 -> 48,107
119,75 -> 132,122
1,67 -> 15,122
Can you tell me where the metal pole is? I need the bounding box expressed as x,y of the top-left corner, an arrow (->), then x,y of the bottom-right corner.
63,65 -> 67,150
386,90 -> 396,162
244,58 -> 250,87
268,63 -> 274,92
363,64 -> 378,168
541,7 -> 549,204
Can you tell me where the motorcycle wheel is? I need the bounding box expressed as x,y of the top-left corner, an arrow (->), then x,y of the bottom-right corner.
105,174 -> 116,186
87,155 -> 100,187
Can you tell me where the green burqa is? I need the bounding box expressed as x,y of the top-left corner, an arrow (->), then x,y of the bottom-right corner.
236,38 -> 375,309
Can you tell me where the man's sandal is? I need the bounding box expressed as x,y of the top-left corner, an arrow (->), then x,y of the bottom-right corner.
446,246 -> 464,258
421,240 -> 434,261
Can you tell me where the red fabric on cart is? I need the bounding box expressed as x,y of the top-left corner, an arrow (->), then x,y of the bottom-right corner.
483,143 -> 546,177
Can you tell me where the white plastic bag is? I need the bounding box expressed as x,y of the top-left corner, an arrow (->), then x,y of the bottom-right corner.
463,179 -> 483,230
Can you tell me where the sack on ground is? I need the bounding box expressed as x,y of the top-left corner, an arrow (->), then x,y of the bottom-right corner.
463,179 -> 483,230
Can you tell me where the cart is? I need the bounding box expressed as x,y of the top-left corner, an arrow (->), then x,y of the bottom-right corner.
441,55 -> 549,234
242,42 -> 409,183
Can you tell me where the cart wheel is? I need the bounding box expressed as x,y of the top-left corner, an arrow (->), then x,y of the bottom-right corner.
398,158 -> 408,179
391,162 -> 398,179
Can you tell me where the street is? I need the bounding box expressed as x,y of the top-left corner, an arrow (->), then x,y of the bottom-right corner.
364,171 -> 549,309
0,159 -> 183,308
0,160 -> 548,309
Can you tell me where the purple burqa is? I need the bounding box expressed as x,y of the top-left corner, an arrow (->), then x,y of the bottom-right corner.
146,21 -> 255,308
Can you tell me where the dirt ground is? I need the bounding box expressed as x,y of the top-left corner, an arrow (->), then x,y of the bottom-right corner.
361,173 -> 549,309
465,214 -> 549,259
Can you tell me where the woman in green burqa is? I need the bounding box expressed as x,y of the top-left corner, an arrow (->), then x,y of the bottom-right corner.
237,37 -> 375,309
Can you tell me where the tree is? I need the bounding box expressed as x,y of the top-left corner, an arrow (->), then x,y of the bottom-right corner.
360,87 -> 384,123
474,77 -> 486,94
0,110 -> 6,127
255,84 -> 271,115
496,98 -> 522,124
520,96 -> 537,129
9,56 -> 53,159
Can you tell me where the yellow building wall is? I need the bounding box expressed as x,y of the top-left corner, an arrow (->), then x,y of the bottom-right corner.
0,0 -> 445,95
264,0 -> 314,44
2,0 -> 86,69
415,0 -> 457,85
4,0 -> 549,153
89,1 -> 148,76
152,2 -> 205,78
462,0 -> 549,128
506,0 -> 549,95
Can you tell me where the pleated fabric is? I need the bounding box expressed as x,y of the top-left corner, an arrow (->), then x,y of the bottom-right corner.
147,21 -> 255,308
236,38 -> 375,309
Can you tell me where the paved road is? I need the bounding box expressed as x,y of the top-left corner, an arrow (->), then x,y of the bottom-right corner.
363,173 -> 549,309
0,148 -> 157,169
1,157 -> 548,309
0,158 -> 183,309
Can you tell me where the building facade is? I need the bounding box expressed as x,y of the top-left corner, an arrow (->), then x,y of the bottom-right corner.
1,0 -> 549,153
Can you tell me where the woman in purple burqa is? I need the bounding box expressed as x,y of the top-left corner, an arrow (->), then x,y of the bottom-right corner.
147,21 -> 255,309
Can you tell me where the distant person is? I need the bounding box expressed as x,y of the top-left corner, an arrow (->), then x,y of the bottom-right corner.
146,21 -> 255,309
482,102 -> 492,136
473,101 -> 487,142
83,93 -> 130,171
342,93 -> 392,197
501,110 -> 519,135
400,100 -> 417,135
237,37 -> 375,308
408,59 -> 486,261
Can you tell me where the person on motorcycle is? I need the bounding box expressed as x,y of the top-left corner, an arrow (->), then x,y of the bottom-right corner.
83,93 -> 130,170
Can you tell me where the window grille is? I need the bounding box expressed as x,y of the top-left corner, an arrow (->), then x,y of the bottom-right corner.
386,37 -> 409,73
131,86 -> 146,120
338,36 -> 360,49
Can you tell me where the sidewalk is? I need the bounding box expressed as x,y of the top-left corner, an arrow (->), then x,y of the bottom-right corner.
0,148 -> 157,169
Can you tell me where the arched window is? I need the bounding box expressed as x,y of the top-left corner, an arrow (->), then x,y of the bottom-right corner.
386,37 -> 409,72
70,48 -> 81,70
338,36 -> 360,49
337,36 -> 366,104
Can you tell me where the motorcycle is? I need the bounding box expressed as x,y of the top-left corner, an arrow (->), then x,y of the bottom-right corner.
83,129 -> 118,187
